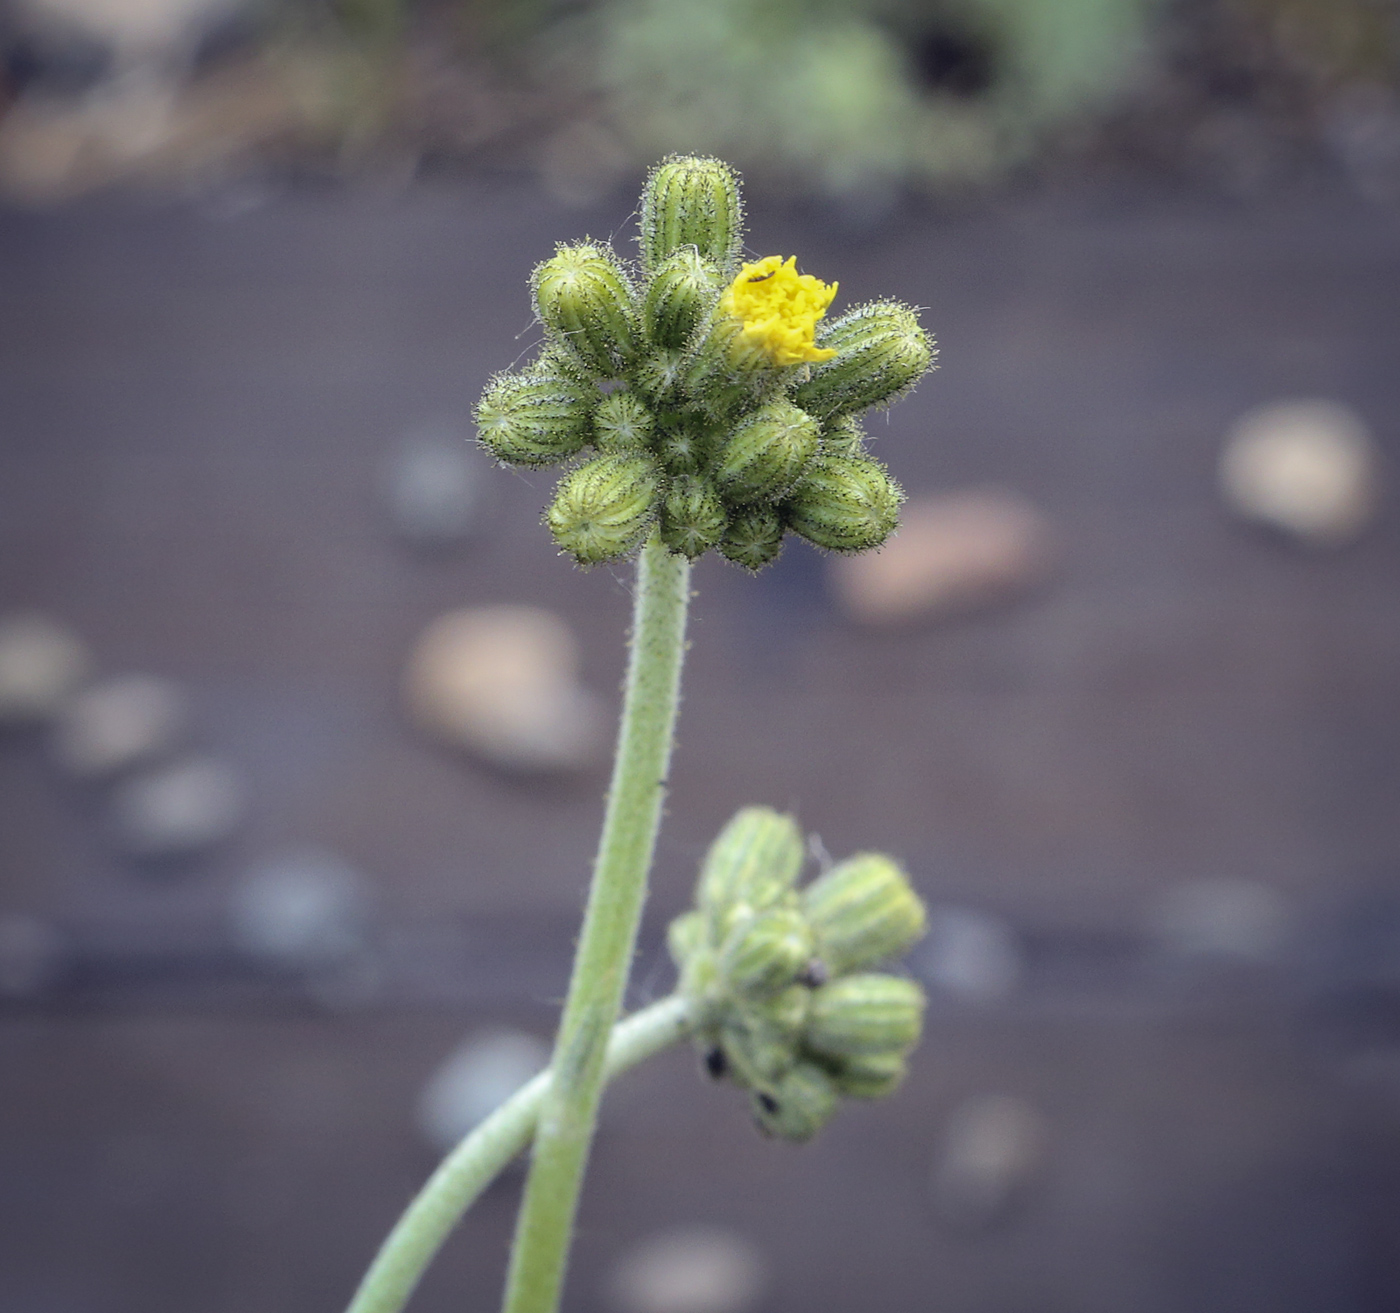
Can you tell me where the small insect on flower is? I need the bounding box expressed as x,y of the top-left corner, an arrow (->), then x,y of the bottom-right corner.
718,256 -> 839,367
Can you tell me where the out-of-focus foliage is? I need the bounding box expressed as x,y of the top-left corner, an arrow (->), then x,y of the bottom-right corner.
554,0 -> 1157,198
1,0 -> 1398,201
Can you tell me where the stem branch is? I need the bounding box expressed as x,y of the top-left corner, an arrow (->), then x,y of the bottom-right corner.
502,536 -> 691,1313
345,995 -> 690,1313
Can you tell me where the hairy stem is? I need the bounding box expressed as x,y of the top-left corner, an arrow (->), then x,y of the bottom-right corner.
502,536 -> 691,1313
345,995 -> 690,1313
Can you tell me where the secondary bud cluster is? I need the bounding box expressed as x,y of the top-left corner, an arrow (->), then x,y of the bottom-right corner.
475,154 -> 936,568
668,806 -> 927,1143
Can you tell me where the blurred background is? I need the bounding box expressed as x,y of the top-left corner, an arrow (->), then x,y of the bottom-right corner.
2,1 -> 1399,1311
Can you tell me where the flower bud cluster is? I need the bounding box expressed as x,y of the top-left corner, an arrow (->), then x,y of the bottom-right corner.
668,806 -> 927,1142
474,155 -> 935,569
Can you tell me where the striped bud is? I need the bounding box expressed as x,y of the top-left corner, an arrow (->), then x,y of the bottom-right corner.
751,1061 -> 839,1142
821,414 -> 868,457
743,982 -> 809,1040
715,400 -> 820,505
644,248 -> 723,348
828,1049 -> 908,1100
593,391 -> 654,453
653,420 -> 713,476
720,907 -> 815,997
783,455 -> 903,553
795,301 -> 934,420
802,852 -> 927,975
633,348 -> 687,406
667,908 -> 707,970
805,974 -> 925,1059
719,983 -> 809,1085
639,155 -> 744,273
532,241 -> 639,377
661,475 -> 728,559
475,367 -> 596,467
685,318 -> 781,419
698,806 -> 804,930
545,454 -> 661,564
719,505 -> 784,571
721,1021 -> 792,1086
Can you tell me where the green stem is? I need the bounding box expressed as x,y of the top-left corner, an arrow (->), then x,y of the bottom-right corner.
345,995 -> 690,1313
501,536 -> 692,1313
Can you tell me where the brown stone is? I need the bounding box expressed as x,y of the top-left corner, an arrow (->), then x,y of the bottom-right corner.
830,487 -> 1053,625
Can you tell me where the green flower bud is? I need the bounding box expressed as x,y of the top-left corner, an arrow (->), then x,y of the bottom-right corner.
661,475 -> 728,559
719,504 -> 785,571
667,908 -> 708,970
743,982 -> 810,1039
680,945 -> 723,1021
698,806 -> 804,929
653,420 -> 714,476
639,154 -> 744,273
718,983 -> 809,1086
545,454 -> 661,564
633,348 -> 688,406
802,852 -> 927,975
714,400 -> 820,505
720,907 -> 815,997
475,367 -> 597,467
684,319 -> 781,420
794,301 -> 934,420
820,414 -> 868,457
644,248 -> 723,349
827,1049 -> 908,1100
532,241 -> 639,377
721,1023 -> 786,1086
592,391 -> 654,454
783,455 -> 903,553
805,973 -> 925,1059
751,1061 -> 839,1142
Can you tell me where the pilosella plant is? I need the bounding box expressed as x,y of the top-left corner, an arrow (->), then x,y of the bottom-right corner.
347,155 -> 936,1313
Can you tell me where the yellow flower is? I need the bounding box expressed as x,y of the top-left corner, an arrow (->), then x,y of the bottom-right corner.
718,256 -> 838,366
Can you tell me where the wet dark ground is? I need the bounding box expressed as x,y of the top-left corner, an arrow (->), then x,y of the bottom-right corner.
1,176 -> 1399,1312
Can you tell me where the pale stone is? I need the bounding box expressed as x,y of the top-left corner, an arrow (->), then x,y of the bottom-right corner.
1219,399 -> 1380,544
107,755 -> 245,857
404,606 -> 605,772
931,1094 -> 1047,1228
229,849 -> 373,967
607,1227 -> 768,1313
0,613 -> 91,725
830,488 -> 1052,625
51,672 -> 186,777
417,1029 -> 551,1153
